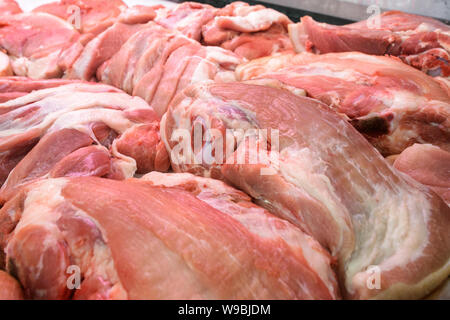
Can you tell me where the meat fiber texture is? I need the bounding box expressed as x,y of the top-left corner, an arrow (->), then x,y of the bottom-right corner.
0,80 -> 169,203
393,144 -> 450,205
32,0 -> 165,37
289,11 -> 450,77
0,0 -> 163,79
161,82 -> 450,299
200,1 -> 293,60
0,174 -> 340,300
153,1 -> 293,60
94,21 -> 242,117
236,51 -> 450,156
0,51 -> 12,77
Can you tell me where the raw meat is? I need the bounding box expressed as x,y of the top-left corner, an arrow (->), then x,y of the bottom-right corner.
155,1 -> 218,41
33,0 -> 162,38
236,51 -> 450,155
427,279 -> 450,300
0,175 -> 339,299
0,271 -> 23,300
33,0 -> 127,37
161,82 -> 450,299
0,51 -> 12,77
97,22 -> 241,117
202,1 -> 293,59
65,22 -> 155,80
0,77 -> 82,103
393,144 -> 450,204
0,82 -> 169,203
0,0 -> 21,16
0,12 -> 80,79
289,11 -> 450,76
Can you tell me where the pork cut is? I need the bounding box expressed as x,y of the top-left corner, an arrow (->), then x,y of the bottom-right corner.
0,0 -> 22,16
201,1 -> 293,59
393,144 -> 450,204
33,0 -> 163,39
236,51 -> 450,156
0,77 -> 82,103
289,11 -> 450,76
0,270 -> 23,300
0,12 -> 80,79
0,81 -> 169,203
161,82 -> 450,299
427,278 -> 450,300
0,175 -> 339,299
154,1 -> 218,42
96,22 -> 241,117
65,21 -> 155,81
0,51 -> 12,77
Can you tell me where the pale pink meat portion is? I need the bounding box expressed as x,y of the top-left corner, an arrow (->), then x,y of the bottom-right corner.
289,11 -> 450,76
202,1 -> 293,59
236,51 -> 450,156
0,51 -> 12,77
393,144 -> 450,205
0,271 -> 23,300
65,22 -> 153,81
0,0 -> 22,15
33,0 -> 128,37
0,175 -> 340,299
96,22 -> 241,117
161,82 -> 450,299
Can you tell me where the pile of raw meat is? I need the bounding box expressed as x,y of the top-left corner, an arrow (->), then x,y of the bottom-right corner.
0,0 -> 449,300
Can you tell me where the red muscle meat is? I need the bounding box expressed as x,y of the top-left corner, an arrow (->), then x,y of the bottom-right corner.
289,11 -> 450,76
201,1 -> 293,59
155,1 -> 218,41
0,77 -> 83,103
0,0 -> 22,16
65,21 -> 155,81
236,51 -> 450,155
96,22 -> 241,117
161,82 -> 450,299
393,144 -> 450,205
0,175 -> 340,299
0,81 -> 168,203
0,12 -> 81,79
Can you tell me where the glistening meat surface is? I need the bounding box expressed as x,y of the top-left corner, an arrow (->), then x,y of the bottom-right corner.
289,11 -> 450,76
0,175 -> 340,300
236,51 -> 450,156
161,82 -> 450,299
0,81 -> 169,203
